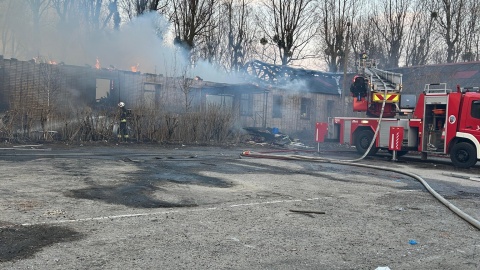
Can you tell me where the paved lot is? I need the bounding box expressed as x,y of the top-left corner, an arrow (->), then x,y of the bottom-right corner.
0,143 -> 479,269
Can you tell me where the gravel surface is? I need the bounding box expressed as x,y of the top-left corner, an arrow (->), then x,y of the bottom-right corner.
0,142 -> 479,269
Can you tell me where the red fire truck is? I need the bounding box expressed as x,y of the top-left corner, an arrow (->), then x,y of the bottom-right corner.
320,59 -> 480,168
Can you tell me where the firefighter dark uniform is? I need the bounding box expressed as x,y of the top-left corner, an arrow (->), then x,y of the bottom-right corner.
350,75 -> 367,100
118,102 -> 129,141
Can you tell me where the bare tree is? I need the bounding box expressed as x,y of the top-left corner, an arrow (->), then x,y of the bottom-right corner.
214,0 -> 256,72
118,0 -> 167,20
460,0 -> 479,61
349,15 -> 386,66
135,0 -> 164,14
197,15 -> 219,63
430,0 -> 467,63
52,0 -> 111,32
179,71 -> 195,112
53,0 -> 120,31
92,0 -> 103,29
370,0 -> 412,68
104,0 -> 121,30
471,13 -> 480,62
85,0 -> 118,31
26,0 -> 52,55
259,0 -> 318,66
404,2 -> 436,66
226,0 -> 244,69
0,0 -> 24,57
52,0 -> 75,24
38,61 -> 62,140
165,0 -> 217,57
319,0 -> 357,72
118,0 -> 135,19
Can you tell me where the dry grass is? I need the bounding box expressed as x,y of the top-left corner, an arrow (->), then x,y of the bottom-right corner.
0,104 -> 241,144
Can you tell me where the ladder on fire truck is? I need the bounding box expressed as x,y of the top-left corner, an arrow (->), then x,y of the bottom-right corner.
355,58 -> 403,116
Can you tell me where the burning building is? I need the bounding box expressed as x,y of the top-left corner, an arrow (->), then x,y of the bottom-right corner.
4,54 -> 477,144
0,56 -> 346,143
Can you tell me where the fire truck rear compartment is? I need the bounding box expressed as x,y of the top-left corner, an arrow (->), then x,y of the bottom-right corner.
424,103 -> 447,152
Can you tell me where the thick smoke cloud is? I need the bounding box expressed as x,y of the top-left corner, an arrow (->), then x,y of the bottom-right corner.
0,5 -> 244,84
83,13 -> 180,74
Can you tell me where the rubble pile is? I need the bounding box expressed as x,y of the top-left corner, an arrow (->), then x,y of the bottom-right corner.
243,127 -> 310,148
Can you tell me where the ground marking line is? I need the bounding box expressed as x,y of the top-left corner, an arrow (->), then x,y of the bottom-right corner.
12,198 -> 320,227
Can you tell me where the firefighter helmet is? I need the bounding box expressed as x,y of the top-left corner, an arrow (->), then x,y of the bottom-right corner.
118,102 -> 125,108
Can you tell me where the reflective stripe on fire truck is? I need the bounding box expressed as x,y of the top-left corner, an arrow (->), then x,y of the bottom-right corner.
372,93 -> 399,103
456,132 -> 480,159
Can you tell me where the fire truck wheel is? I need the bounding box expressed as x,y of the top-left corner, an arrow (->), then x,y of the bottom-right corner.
450,142 -> 477,168
355,130 -> 378,156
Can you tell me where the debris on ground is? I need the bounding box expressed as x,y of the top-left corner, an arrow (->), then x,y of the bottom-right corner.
243,127 -> 311,148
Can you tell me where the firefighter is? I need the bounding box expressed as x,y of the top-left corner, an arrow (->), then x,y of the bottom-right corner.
359,51 -> 368,67
350,75 -> 367,100
117,102 -> 129,142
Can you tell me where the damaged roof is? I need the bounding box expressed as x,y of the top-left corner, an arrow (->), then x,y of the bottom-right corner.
189,79 -> 268,94
243,60 -> 341,95
242,60 -> 480,97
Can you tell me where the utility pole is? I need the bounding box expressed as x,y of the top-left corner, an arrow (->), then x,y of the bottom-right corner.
342,22 -> 351,116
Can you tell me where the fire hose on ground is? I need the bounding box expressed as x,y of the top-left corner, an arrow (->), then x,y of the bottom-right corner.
240,151 -> 480,230
241,78 -> 480,230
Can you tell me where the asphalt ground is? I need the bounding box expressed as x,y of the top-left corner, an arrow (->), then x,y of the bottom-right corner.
0,143 -> 479,269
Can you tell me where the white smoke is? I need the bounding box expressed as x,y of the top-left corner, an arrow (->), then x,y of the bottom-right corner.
0,5 -> 245,84
83,13 -> 182,75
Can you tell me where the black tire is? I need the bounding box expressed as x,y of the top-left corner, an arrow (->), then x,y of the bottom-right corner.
355,130 -> 378,156
450,142 -> 477,168
388,150 -> 409,157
